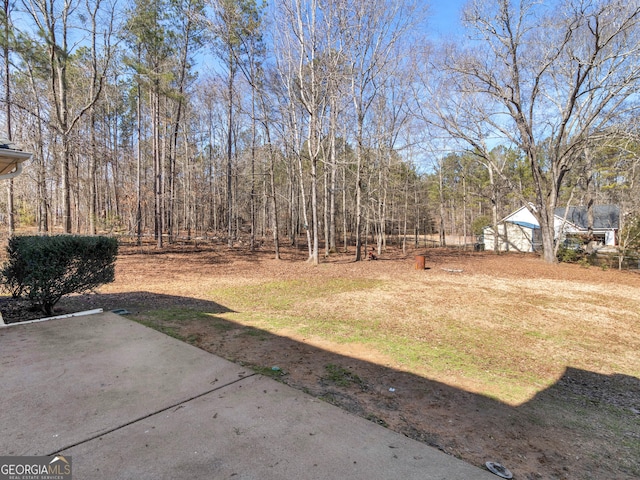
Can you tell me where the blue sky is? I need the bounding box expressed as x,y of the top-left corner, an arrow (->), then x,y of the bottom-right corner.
428,0 -> 469,37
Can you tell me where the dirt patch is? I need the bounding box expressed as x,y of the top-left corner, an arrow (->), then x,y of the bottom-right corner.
3,242 -> 639,479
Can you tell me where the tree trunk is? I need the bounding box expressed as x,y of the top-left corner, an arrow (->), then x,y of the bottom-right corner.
136,67 -> 143,246
342,166 -> 348,252
310,154 -> 319,265
226,63 -> 234,247
62,137 -> 72,233
438,161 -> 446,247
153,87 -> 163,248
89,106 -> 98,235
354,116 -> 364,261
3,0 -> 14,235
270,148 -> 280,259
250,89 -> 257,252
538,201 -> 557,263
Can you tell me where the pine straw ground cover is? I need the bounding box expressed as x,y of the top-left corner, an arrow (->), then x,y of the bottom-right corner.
7,242 -> 640,479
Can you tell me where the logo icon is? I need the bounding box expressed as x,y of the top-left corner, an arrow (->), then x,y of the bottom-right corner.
0,455 -> 72,480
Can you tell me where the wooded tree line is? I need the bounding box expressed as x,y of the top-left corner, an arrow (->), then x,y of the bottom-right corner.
2,0 -> 640,263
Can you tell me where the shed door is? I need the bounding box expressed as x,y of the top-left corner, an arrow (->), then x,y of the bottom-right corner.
532,228 -> 542,252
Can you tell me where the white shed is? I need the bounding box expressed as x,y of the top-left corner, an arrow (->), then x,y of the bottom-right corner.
482,206 -> 541,252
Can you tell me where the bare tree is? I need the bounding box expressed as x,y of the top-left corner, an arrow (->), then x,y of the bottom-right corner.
274,0 -> 329,265
22,0 -> 114,233
429,0 -> 640,263
166,0 -> 204,243
199,0 -> 255,248
87,0 -> 116,235
339,0 -> 424,261
1,0 -> 15,233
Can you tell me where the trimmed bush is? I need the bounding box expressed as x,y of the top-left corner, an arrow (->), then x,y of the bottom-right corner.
1,235 -> 118,316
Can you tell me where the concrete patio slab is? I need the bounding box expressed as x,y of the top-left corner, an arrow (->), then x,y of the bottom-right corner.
1,313 -> 247,456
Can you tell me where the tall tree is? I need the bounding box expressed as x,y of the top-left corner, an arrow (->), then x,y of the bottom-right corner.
166,0 -> 204,242
339,0 -> 424,261
125,0 -> 174,247
434,0 -> 640,263
275,0 -> 328,264
14,35 -> 51,232
22,0 -> 114,233
227,0 -> 266,252
204,0 -> 264,247
1,0 -> 15,233
87,0 -> 115,235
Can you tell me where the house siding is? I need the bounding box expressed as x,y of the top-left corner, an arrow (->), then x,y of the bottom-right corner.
483,222 -> 536,252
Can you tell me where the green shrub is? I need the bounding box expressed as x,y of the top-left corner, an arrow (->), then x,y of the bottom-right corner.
556,244 -> 586,264
1,235 -> 118,316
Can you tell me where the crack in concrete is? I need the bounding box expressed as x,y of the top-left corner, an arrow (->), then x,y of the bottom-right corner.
47,373 -> 257,456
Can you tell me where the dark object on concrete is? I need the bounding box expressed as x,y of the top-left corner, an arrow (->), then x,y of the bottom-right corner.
485,461 -> 513,478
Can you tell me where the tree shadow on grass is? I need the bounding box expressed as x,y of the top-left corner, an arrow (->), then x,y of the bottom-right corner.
0,292 -> 235,325
56,291 -> 235,318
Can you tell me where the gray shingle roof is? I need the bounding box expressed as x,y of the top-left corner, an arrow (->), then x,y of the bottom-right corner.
554,205 -> 619,229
